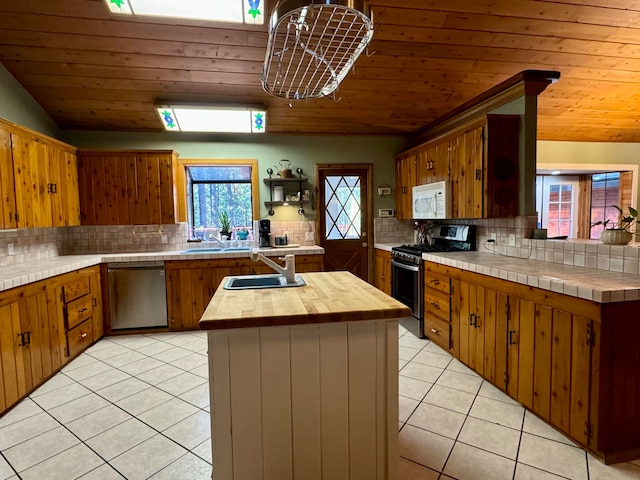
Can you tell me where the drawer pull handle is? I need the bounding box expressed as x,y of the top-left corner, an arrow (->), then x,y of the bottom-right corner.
78,307 -> 88,313
430,279 -> 440,285
430,301 -> 440,309
430,328 -> 438,334
80,332 -> 88,339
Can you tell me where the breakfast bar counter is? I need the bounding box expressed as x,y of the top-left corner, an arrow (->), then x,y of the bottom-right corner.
199,271 -> 411,480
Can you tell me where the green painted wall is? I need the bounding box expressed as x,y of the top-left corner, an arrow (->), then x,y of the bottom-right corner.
64,130 -> 409,220
0,63 -> 60,138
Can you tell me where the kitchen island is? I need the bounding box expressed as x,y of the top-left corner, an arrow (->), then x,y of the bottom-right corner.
199,271 -> 411,480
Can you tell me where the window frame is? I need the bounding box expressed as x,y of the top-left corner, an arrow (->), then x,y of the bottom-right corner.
176,159 -> 260,226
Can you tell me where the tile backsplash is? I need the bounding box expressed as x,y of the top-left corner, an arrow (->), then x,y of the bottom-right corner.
0,227 -> 65,267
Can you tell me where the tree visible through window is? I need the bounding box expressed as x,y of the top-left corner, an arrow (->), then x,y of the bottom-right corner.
187,166 -> 253,240
590,172 -> 620,240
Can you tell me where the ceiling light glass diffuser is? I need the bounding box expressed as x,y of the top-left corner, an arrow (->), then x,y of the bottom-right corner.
157,106 -> 267,133
105,0 -> 263,25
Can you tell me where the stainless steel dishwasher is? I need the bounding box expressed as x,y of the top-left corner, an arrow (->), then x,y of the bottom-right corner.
108,261 -> 168,330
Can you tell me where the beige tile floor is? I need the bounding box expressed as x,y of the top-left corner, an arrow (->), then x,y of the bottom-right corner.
1,328 -> 640,479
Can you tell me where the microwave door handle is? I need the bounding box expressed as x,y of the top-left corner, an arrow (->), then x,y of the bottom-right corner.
391,260 -> 421,272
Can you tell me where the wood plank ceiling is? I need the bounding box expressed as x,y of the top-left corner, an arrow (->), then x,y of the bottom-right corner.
0,0 -> 639,142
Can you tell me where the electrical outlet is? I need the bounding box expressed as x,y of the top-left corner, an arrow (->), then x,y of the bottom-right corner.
305,232 -> 314,241
7,242 -> 14,255
508,234 -> 516,246
490,233 -> 497,242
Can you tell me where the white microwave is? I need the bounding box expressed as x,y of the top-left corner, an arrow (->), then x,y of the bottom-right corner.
412,181 -> 452,219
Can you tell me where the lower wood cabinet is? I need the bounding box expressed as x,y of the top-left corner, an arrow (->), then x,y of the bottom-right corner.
373,249 -> 391,295
425,260 -> 640,464
166,255 -> 325,332
0,266 -> 103,415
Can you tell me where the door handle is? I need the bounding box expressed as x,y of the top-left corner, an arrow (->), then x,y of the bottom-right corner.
362,243 -> 368,247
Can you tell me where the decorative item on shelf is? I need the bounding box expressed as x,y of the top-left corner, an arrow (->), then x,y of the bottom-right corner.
591,205 -> 638,245
266,167 -> 274,178
276,159 -> 292,178
219,211 -> 232,240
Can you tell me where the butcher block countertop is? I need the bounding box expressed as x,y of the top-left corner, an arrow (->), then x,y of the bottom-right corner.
199,271 -> 411,330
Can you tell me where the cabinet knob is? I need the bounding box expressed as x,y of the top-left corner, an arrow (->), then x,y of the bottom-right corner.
430,328 -> 438,333
80,332 -> 88,339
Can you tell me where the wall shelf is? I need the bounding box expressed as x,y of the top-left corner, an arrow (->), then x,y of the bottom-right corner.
264,168 -> 311,216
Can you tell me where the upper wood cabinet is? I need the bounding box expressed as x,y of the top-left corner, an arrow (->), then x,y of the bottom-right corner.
395,114 -> 519,219
0,120 -> 80,229
77,150 -> 180,225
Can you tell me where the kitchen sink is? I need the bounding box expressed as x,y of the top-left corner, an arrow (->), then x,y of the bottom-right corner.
180,248 -> 223,254
180,247 -> 252,254
223,274 -> 306,290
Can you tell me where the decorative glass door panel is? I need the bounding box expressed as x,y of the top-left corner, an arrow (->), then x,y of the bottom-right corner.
324,175 -> 362,240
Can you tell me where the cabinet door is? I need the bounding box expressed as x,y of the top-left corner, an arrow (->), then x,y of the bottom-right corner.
511,299 -> 595,444
0,127 -> 17,229
0,302 -> 27,412
12,132 -> 45,228
394,154 -> 416,220
374,250 -> 391,296
458,281 -> 485,374
49,148 -> 80,227
90,271 -> 104,341
450,126 -> 483,219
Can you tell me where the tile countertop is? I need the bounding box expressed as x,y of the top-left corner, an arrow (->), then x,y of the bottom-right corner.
424,251 -> 640,304
0,246 -> 325,293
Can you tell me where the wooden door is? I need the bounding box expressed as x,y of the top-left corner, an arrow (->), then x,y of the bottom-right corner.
0,127 -> 17,229
317,165 -> 372,281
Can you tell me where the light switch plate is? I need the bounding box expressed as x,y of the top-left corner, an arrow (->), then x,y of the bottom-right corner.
377,186 -> 392,196
379,208 -> 395,217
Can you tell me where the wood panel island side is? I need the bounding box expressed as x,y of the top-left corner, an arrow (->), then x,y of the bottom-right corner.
199,271 -> 412,480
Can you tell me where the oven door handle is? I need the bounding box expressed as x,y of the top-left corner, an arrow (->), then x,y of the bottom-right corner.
391,260 -> 421,272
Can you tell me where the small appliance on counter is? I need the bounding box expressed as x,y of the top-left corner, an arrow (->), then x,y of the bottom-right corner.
258,219 -> 271,247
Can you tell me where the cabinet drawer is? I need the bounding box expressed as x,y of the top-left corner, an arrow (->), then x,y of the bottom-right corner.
66,295 -> 93,330
424,270 -> 450,294
424,288 -> 450,322
424,315 -> 450,350
67,318 -> 93,358
63,277 -> 90,303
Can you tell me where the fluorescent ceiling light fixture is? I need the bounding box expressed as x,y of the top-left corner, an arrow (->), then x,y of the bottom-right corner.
157,106 -> 267,133
105,0 -> 264,24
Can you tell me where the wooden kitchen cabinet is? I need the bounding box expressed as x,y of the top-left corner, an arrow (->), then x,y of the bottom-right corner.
395,114 -> 519,219
0,126 -> 17,229
394,153 -> 417,219
423,263 -> 454,351
77,149 -> 180,225
166,255 -> 325,331
373,249 -> 391,295
428,259 -> 640,463
0,119 -> 80,229
0,266 -> 103,416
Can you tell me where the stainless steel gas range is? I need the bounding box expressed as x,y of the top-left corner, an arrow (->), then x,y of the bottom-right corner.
391,224 -> 476,338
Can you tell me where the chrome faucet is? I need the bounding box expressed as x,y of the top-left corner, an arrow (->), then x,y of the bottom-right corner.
251,251 -> 296,284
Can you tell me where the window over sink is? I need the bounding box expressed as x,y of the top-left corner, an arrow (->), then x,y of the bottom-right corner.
180,159 -> 259,241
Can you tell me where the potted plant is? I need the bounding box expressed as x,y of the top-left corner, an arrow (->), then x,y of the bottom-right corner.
591,205 -> 639,245
236,227 -> 249,240
219,211 -> 232,240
